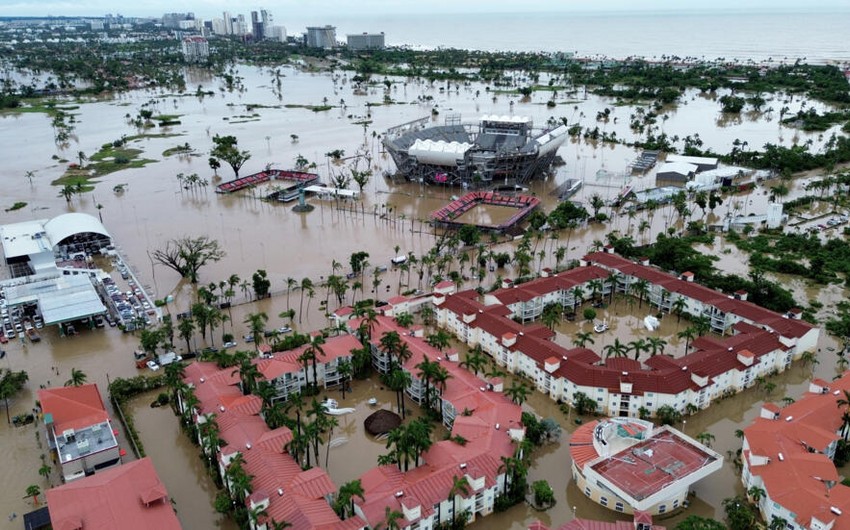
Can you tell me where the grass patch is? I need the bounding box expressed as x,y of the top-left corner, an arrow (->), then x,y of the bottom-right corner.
0,99 -> 80,117
284,103 -> 334,112
244,103 -> 282,111
162,143 -> 193,157
5,202 -> 27,212
124,132 -> 184,142
229,118 -> 262,124
53,145 -> 156,188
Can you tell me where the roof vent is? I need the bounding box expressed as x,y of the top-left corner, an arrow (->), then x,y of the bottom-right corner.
437,357 -> 442,362
562,356 -> 568,360
246,443 -> 252,449
622,371 -> 628,376
219,405 -> 226,412
778,452 -> 785,461
831,507 -> 843,516
479,309 -> 483,313
682,366 -> 688,371
480,387 -> 486,392
199,377 -> 205,383
395,491 -> 404,498
459,463 -> 467,469
277,488 -> 284,496
728,347 -> 733,351
785,416 -> 793,422
519,332 -> 524,336
834,390 -> 841,395
495,423 -> 500,430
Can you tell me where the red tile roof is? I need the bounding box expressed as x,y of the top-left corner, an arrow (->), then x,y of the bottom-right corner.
38,384 -> 109,434
46,457 -> 181,530
743,371 -> 850,529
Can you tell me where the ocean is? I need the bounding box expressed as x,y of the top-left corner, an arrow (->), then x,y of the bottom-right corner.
288,10 -> 850,64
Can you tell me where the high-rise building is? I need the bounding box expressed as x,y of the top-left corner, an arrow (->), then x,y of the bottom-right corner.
305,25 -> 337,48
181,36 -> 210,62
266,25 -> 287,42
223,11 -> 233,35
250,10 -> 263,40
162,12 -> 193,29
347,32 -> 385,50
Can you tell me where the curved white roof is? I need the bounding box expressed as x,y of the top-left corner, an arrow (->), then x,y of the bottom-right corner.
44,213 -> 110,246
480,115 -> 532,124
409,139 -> 472,166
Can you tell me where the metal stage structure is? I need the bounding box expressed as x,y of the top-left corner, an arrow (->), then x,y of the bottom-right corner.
384,114 -> 568,187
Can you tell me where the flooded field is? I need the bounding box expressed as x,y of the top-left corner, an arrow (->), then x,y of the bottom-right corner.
455,203 -> 524,227
0,63 -> 847,526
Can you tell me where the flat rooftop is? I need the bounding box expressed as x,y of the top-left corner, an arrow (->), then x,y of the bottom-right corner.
4,273 -> 106,324
54,420 -> 118,462
590,430 -> 718,501
0,218 -> 50,259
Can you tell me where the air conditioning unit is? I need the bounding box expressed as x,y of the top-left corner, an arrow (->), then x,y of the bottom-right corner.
62,429 -> 76,443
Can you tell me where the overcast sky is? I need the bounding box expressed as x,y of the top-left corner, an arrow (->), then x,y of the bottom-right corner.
0,0 -> 847,18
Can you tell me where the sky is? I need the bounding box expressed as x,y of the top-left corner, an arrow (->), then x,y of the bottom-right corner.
0,0 -> 847,18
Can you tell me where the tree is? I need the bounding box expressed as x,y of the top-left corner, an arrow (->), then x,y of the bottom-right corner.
448,475 -> 471,523
245,312 -> 269,348
426,330 -> 451,352
656,404 -> 682,426
675,515 -> 726,530
532,479 -> 555,508
394,312 -> 414,328
210,135 -> 251,177
208,157 -> 220,175
603,338 -> 629,359
335,479 -> 365,519
460,346 -> 488,377
252,269 -> 271,299
152,236 -> 225,284
573,331 -> 594,349
38,463 -> 51,484
505,380 -> 531,405
25,170 -> 35,185
573,391 -> 597,415
178,316 -> 196,353
26,484 -> 41,506
678,327 -> 697,355
64,368 -> 87,387
723,495 -> 759,530
0,369 -> 28,424
695,431 -> 716,448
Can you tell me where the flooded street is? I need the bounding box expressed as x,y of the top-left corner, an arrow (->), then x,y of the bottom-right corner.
0,63 -> 847,526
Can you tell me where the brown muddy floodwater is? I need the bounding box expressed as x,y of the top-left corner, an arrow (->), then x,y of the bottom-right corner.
455,204 -> 524,227
0,64 -> 847,527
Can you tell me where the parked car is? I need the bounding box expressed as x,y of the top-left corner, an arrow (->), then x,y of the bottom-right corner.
146,360 -> 160,371
223,341 -> 237,349
243,334 -> 255,343
278,326 -> 293,334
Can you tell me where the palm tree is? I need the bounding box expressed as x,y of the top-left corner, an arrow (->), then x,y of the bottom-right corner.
570,286 -> 584,313
306,336 -> 326,393
335,479 -> 365,519
426,330 -> 451,352
76,151 -> 87,167
387,366 -> 412,419
630,338 -> 649,361
299,277 -> 313,323
747,486 -> 766,503
695,431 -> 716,448
678,327 -> 697,355
416,358 -> 438,410
244,311 -> 268,347
603,338 -> 629,359
505,380 -> 530,405
26,484 -> 41,506
672,296 -> 688,323
573,331 -> 594,349
460,346 -> 488,376
64,368 -> 87,387
25,170 -> 35,185
448,475 -> 471,523
647,336 -> 667,356
633,278 -> 650,308
379,507 -> 404,530
38,464 -> 51,484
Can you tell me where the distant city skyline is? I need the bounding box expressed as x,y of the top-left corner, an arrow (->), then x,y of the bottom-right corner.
0,0 -> 847,18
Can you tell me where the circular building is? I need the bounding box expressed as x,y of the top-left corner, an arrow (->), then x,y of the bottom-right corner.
569,417 -> 722,516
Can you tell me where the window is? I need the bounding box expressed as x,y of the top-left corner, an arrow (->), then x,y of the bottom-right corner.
658,504 -> 667,514
673,500 -> 679,508
600,497 -> 608,507
584,487 -> 591,497
615,502 -> 624,512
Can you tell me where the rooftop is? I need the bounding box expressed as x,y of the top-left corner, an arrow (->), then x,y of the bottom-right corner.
583,421 -> 722,503
45,457 -> 181,530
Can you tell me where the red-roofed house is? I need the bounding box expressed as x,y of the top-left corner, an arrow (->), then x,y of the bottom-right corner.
529,510 -> 666,530
742,371 -> 850,530
39,384 -> 121,482
46,457 -> 181,530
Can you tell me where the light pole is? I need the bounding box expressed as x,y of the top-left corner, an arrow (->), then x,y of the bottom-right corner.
682,419 -> 687,434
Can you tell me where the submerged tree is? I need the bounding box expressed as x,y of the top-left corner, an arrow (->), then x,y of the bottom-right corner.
152,236 -> 225,284
0,369 -> 29,424
210,135 -> 251,177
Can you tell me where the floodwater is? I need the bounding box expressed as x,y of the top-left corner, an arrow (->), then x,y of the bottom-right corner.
0,63 -> 847,527
456,203 -> 524,227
